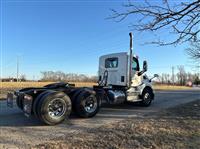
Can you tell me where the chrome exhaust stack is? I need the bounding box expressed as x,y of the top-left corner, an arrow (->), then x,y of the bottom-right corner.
129,32 -> 133,88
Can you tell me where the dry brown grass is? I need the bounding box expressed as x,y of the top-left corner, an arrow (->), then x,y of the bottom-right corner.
0,82 -> 96,89
153,84 -> 192,90
0,82 -> 97,99
0,82 -> 193,95
0,82 -> 192,90
35,100 -> 200,149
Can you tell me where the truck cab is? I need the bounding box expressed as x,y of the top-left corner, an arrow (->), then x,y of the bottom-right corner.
98,48 -> 157,104
98,52 -> 142,87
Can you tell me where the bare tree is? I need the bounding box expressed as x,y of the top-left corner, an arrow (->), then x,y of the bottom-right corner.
109,0 -> 200,45
161,73 -> 170,84
20,74 -> 26,82
40,71 -> 97,82
186,42 -> 200,60
193,74 -> 200,85
177,65 -> 187,85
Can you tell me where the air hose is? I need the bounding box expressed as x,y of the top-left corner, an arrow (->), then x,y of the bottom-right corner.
98,70 -> 108,86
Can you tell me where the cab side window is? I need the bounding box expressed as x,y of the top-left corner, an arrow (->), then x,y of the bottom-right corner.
105,58 -> 118,68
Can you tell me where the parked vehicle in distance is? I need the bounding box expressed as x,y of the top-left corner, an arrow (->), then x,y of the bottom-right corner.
7,33 -> 158,125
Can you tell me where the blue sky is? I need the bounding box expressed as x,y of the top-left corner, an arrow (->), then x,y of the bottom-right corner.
0,0 -> 196,80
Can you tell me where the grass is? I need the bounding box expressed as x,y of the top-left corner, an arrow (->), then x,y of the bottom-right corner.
0,82 -> 96,89
0,82 -> 195,99
153,84 -> 193,90
35,100 -> 200,149
0,82 -> 96,99
0,82 -> 193,90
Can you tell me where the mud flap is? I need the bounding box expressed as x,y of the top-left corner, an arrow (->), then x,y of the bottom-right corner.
7,92 -> 14,108
23,95 -> 33,117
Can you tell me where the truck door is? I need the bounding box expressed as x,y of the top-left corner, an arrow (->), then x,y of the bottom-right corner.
99,53 -> 128,86
131,57 -> 142,87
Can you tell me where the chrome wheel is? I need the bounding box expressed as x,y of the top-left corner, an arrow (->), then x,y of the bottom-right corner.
83,95 -> 97,113
143,92 -> 151,105
48,98 -> 67,118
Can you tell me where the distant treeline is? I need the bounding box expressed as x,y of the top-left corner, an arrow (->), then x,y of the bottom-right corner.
2,67 -> 200,86
157,66 -> 200,86
40,71 -> 98,82
1,75 -> 26,82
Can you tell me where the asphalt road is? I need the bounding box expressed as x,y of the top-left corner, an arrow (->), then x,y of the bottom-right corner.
0,89 -> 200,148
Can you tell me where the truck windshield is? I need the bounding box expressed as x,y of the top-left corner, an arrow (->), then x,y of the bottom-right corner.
132,57 -> 140,71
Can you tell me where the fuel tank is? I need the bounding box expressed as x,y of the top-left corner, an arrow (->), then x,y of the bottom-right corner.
107,90 -> 126,104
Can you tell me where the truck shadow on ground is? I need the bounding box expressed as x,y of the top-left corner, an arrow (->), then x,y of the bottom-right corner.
0,102 -> 150,127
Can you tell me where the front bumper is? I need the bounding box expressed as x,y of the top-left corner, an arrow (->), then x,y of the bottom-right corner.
7,92 -> 33,117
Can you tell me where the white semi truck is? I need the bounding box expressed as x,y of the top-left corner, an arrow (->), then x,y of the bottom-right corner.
7,33 -> 158,125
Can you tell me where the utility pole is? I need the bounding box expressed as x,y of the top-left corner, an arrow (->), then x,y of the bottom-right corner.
172,66 -> 174,85
17,56 -> 19,82
33,75 -> 35,81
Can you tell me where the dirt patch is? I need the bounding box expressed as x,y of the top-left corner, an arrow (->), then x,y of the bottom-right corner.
33,100 -> 200,149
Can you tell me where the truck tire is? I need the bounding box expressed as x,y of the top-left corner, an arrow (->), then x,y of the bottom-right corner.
35,91 -> 72,125
33,91 -> 51,118
71,88 -> 85,112
140,88 -> 153,107
75,89 -> 100,118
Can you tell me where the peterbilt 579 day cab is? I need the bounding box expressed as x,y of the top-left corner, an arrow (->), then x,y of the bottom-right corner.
7,33 -> 158,125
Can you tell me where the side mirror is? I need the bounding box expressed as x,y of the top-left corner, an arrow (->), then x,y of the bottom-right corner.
149,74 -> 159,82
154,74 -> 159,78
143,61 -> 148,72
